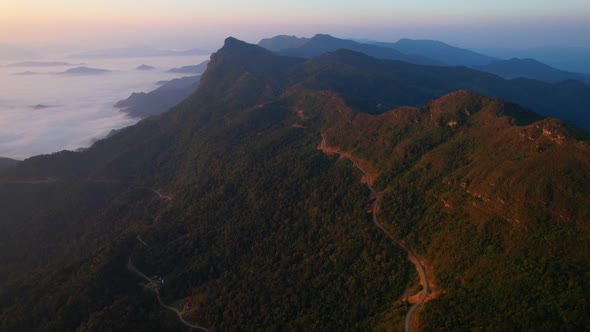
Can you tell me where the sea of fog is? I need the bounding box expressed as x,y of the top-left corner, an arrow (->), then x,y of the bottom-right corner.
0,54 -> 209,160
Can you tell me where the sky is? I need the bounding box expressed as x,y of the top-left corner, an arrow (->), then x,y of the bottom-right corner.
1,0 -> 590,52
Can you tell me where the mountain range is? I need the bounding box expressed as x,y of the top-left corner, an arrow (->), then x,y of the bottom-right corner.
56,66 -> 111,75
0,157 -> 19,170
115,75 -> 201,118
66,45 -> 210,59
114,60 -> 210,118
0,37 -> 589,331
5,61 -> 84,67
476,46 -> 590,75
271,34 -> 440,65
475,58 -> 590,84
167,60 -> 210,74
260,34 -> 590,86
257,35 -> 590,130
136,64 -> 155,71
258,35 -> 310,52
369,38 -> 497,66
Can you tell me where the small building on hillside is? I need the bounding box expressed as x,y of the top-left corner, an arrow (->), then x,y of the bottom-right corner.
184,296 -> 193,310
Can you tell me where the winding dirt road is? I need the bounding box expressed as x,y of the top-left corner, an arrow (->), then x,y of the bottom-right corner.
127,255 -> 209,331
151,189 -> 173,202
128,190 -> 208,331
318,134 -> 429,332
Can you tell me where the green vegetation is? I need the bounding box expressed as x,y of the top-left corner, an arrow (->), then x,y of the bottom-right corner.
1,38 -> 589,330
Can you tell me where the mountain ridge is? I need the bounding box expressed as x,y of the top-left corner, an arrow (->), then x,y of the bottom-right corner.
115,75 -> 202,118
476,58 -> 590,84
66,45 -> 210,59
0,157 -> 20,170
372,38 -> 497,66
272,34 -> 441,65
0,37 -> 589,331
260,34 -> 590,85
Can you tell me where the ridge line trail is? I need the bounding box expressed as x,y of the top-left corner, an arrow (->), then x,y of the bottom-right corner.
318,134 -> 430,332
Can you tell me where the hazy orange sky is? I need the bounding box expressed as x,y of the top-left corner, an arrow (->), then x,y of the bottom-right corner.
2,0 -> 589,51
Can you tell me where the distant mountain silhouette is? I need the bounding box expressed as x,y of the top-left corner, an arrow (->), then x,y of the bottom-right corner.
114,75 -> 201,118
66,45 -> 210,59
136,64 -> 155,71
14,71 -> 41,76
0,157 -> 19,170
258,35 -> 310,52
270,34 -> 440,65
297,48 -> 590,128
371,38 -> 497,66
6,61 -> 84,67
474,46 -> 590,75
32,104 -> 57,110
475,58 -> 590,84
167,60 -> 209,74
57,66 -> 111,75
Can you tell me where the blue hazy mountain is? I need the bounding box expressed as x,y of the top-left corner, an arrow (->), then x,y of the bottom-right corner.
14,71 -> 41,76
260,34 -> 590,84
57,66 -> 111,75
0,157 -> 20,170
66,45 -> 211,59
6,61 -> 83,67
268,34 -> 440,65
114,75 -> 201,118
258,35 -> 310,52
371,38 -> 497,66
167,60 -> 209,74
135,64 -> 155,71
476,58 -> 590,84
474,46 -> 590,75
32,104 -> 58,110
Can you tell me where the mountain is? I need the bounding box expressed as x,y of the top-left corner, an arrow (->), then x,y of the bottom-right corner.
66,45 -> 210,59
115,75 -> 201,118
14,71 -> 40,76
271,34 -> 440,65
167,60 -> 209,74
6,61 -> 83,67
32,104 -> 57,110
475,58 -> 590,84
57,66 -> 111,75
371,38 -> 497,66
474,46 -> 590,75
295,48 -> 590,129
0,157 -> 19,170
0,37 -> 589,331
258,35 -> 310,52
136,64 -> 155,71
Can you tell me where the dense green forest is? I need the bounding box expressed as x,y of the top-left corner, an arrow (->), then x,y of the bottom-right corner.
1,38 -> 589,330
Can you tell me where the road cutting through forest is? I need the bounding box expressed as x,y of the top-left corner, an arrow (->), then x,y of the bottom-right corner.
127,189 -> 208,331
318,134 -> 430,332
126,256 -> 209,332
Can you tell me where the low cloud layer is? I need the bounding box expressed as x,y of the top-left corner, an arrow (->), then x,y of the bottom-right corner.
0,55 -> 207,160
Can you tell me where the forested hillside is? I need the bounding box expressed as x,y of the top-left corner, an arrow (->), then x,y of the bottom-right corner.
1,37 -> 589,331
